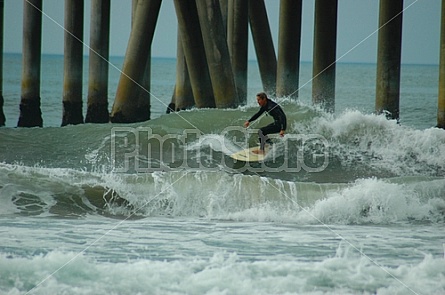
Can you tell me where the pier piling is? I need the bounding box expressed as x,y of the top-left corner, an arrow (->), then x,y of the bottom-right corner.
86,0 -> 110,123
174,0 -> 215,108
276,0 -> 302,99
248,0 -> 277,95
62,0 -> 84,126
110,0 -> 161,123
228,0 -> 248,104
135,55 -> 152,121
375,0 -> 403,121
132,0 -> 151,122
195,0 -> 238,108
438,0 -> 445,129
174,32 -> 194,110
219,0 -> 228,34
0,0 -> 4,126
17,0 -> 43,127
312,0 -> 337,113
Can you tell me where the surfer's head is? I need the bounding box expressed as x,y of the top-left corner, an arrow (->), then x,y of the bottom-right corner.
256,92 -> 268,107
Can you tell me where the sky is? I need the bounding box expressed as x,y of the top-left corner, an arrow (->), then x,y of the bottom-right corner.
3,0 -> 442,65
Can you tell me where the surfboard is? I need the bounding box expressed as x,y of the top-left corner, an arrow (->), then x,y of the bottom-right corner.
229,146 -> 270,162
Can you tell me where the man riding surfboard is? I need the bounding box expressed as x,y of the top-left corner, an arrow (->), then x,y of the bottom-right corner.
244,92 -> 287,154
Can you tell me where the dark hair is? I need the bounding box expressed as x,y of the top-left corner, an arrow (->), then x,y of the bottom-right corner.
256,92 -> 268,100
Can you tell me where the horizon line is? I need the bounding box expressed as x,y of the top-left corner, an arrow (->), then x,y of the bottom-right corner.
3,51 -> 440,67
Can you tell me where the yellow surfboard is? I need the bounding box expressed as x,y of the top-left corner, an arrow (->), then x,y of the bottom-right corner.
229,146 -> 270,162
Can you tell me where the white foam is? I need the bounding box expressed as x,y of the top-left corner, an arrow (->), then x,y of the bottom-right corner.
298,177 -> 445,224
186,133 -> 242,156
296,110 -> 445,177
2,249 -> 444,295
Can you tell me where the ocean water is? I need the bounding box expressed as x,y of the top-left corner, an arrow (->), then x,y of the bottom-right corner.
0,54 -> 444,295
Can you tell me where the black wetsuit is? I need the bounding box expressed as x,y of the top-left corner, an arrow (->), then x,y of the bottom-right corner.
248,99 -> 287,150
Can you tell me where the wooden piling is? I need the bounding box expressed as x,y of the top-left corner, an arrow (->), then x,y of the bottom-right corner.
438,0 -> 445,129
375,0 -> 403,121
173,0 -> 215,108
277,0 -> 302,99
167,87 -> 176,114
312,0 -> 337,113
228,0 -> 248,104
110,0 -> 161,123
132,0 -> 151,122
18,0 -> 43,127
62,0 -> 84,126
195,0 -> 238,108
219,0 -> 228,35
86,0 -> 110,123
248,0 -> 277,95
135,56 -> 151,121
0,0 -> 5,126
174,31 -> 194,110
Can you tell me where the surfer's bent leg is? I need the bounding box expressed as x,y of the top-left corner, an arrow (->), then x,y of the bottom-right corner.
258,123 -> 281,151
258,129 -> 269,151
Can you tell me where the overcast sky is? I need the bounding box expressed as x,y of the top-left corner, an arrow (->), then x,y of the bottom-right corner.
3,0 -> 442,64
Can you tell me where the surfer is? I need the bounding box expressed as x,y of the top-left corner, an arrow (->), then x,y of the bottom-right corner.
244,92 -> 287,154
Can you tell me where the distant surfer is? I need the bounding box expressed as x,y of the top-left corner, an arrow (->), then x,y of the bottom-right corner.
244,92 -> 287,154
